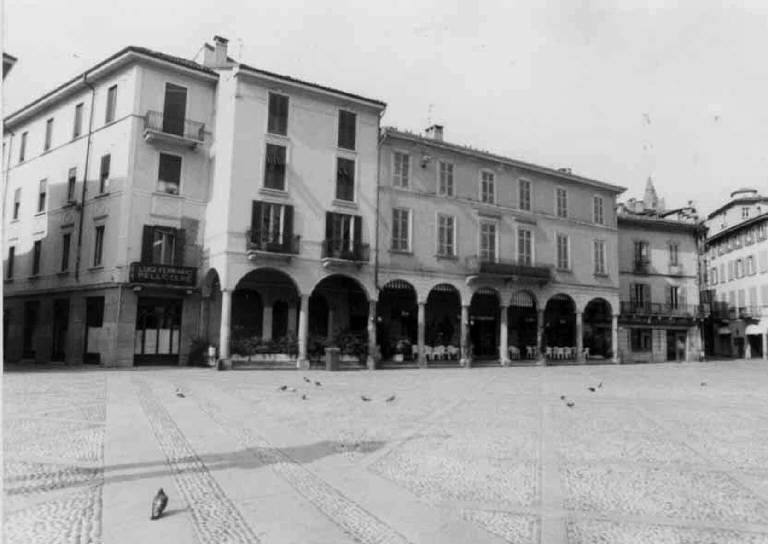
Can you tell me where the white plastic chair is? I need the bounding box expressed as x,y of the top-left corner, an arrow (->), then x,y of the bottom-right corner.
555,347 -> 565,360
433,345 -> 446,360
545,347 -> 554,360
447,345 -> 459,359
526,346 -> 535,359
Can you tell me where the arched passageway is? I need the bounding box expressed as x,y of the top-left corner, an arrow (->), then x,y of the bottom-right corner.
309,274 -> 369,363
377,280 -> 417,361
425,284 -> 462,361
583,298 -> 612,359
470,288 -> 500,359
543,294 -> 577,360
508,291 -> 538,360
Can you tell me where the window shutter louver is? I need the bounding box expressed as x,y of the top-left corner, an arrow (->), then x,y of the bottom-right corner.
251,201 -> 262,242
283,205 -> 294,246
353,215 -> 362,245
141,226 -> 154,263
174,228 -> 185,266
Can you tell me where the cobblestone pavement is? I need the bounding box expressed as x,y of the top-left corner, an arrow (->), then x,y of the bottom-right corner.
4,360 -> 768,543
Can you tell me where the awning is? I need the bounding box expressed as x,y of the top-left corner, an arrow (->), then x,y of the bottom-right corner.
746,320 -> 768,335
717,327 -> 731,335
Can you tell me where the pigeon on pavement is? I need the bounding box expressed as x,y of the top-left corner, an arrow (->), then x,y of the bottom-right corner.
175,388 -> 185,398
288,387 -> 297,393
700,381 -> 707,387
385,395 -> 396,402
560,395 -> 566,400
301,394 -> 307,400
315,381 -> 322,386
597,382 -> 603,389
566,401 -> 575,408
360,395 -> 372,402
588,387 -> 596,392
151,488 -> 168,520
303,377 -> 310,383
278,385 -> 288,391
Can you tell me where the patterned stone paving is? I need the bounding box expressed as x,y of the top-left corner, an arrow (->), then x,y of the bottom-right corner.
4,361 -> 768,543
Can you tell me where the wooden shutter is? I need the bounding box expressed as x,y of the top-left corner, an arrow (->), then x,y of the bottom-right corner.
141,226 -> 154,263
325,212 -> 334,241
251,201 -> 262,241
353,215 -> 362,244
665,286 -> 671,308
174,228 -> 185,266
283,205 -> 294,246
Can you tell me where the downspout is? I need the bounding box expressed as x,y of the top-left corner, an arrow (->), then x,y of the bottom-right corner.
2,128 -> 15,234
374,122 -> 385,291
74,73 -> 96,281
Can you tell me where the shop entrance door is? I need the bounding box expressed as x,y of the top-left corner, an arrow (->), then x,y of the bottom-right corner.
51,299 -> 69,361
666,330 -> 686,361
134,297 -> 182,365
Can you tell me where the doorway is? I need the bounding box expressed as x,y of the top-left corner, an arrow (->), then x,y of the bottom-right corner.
666,330 -> 686,361
162,83 -> 187,136
22,300 -> 39,359
134,297 -> 182,365
51,299 -> 70,361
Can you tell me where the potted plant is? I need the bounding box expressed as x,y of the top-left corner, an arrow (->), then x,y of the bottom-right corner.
394,337 -> 411,362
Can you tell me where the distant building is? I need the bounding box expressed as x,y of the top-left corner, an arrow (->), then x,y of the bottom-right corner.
617,180 -> 704,363
701,188 -> 768,359
377,126 -> 625,366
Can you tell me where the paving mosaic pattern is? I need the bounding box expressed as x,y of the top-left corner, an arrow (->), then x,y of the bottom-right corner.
3,373 -> 106,544
461,510 -> 539,544
566,518 -> 768,544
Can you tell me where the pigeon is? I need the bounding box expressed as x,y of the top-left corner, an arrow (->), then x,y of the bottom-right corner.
360,395 -> 372,402
175,388 -> 185,398
301,394 -> 307,400
700,382 -> 707,387
588,387 -> 596,393
566,401 -> 575,408
315,381 -> 322,387
288,387 -> 297,393
278,385 -> 288,391
560,395 -> 566,401
150,488 -> 168,520
385,395 -> 396,402
303,377 -> 310,383
597,382 -> 603,389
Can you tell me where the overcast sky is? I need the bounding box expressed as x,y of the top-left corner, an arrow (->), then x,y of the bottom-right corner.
4,0 -> 768,215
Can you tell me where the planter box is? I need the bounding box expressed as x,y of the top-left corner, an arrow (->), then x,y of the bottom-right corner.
393,354 -> 404,362
340,354 -> 360,363
231,354 -> 293,363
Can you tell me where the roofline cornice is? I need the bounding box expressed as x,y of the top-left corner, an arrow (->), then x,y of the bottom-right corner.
617,214 -> 701,234
381,128 -> 626,194
4,47 -> 218,129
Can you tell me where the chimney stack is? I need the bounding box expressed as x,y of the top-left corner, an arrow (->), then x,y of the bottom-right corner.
425,124 -> 444,142
213,35 -> 229,66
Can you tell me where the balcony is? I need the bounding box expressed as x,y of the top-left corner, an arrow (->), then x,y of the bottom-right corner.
143,111 -> 205,149
321,240 -> 370,267
245,230 -> 300,260
633,259 -> 650,274
466,256 -> 552,284
620,301 -> 702,318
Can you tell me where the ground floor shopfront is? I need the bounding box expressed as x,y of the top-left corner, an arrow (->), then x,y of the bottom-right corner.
617,321 -> 703,363
705,317 -> 768,360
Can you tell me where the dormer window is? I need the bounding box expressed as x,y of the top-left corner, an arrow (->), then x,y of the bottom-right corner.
742,207 -> 750,219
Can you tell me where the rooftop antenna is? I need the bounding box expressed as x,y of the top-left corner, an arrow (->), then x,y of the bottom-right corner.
237,38 -> 243,60
426,103 -> 434,131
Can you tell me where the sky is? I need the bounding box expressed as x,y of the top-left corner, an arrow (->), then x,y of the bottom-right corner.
4,0 -> 768,216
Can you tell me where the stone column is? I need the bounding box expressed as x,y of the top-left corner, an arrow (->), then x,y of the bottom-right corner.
417,301 -> 426,368
611,314 -> 620,364
367,300 -> 377,370
327,307 -> 335,341
745,337 -> 752,360
297,294 -> 309,370
762,332 -> 767,361
219,289 -> 232,360
499,304 -> 510,366
576,311 -> 584,363
536,309 -> 545,365
460,304 -> 470,367
262,304 -> 273,341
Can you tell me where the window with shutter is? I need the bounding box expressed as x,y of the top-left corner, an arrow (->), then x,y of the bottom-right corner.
158,154 -> 182,194
264,144 -> 286,190
99,154 -> 110,193
338,110 -> 356,150
268,93 -> 289,135
335,158 -> 355,201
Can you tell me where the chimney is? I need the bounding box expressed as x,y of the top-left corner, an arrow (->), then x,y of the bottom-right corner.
557,167 -> 572,174
425,124 -> 444,142
213,35 -> 229,65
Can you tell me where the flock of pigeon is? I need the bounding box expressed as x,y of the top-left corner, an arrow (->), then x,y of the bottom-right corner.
560,381 -> 603,408
276,376 -> 397,404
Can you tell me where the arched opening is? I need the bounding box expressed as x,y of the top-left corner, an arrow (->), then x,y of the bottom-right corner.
425,284 -> 462,361
583,298 -> 612,359
309,274 -> 369,363
201,268 -> 222,349
377,280 -> 417,362
470,287 -> 500,359
544,294 -> 576,360
231,268 -> 299,357
508,291 -> 538,359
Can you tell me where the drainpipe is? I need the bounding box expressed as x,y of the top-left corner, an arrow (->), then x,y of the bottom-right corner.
1,128 -> 14,235
74,74 -> 96,281
374,123 -> 385,292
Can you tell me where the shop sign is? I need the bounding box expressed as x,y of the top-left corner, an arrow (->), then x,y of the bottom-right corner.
129,262 -> 197,286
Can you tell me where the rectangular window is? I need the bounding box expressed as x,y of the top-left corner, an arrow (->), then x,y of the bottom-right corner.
760,250 -> 768,273
105,85 -> 117,124
479,221 -> 497,261
630,283 -> 650,307
720,262 -> 725,282
338,110 -> 356,150
67,167 -> 77,202
762,284 -> 768,306
594,239 -> 606,275
480,171 -> 495,204
518,228 -> 532,265
19,132 -> 27,162
728,260 -> 734,281
437,214 -> 455,257
393,152 -> 410,188
99,154 -> 110,193
267,93 -> 289,135
556,233 -> 570,270
152,229 -> 176,265
668,286 -> 680,309
32,240 -> 42,275
44,118 -> 54,151
93,226 -> 104,266
519,179 -> 531,211
37,180 -> 47,213
738,289 -> 746,308
250,201 -> 294,250
438,161 -> 454,196
264,144 -> 286,190
336,157 -> 355,201
593,195 -> 604,224
743,207 -> 750,219
736,259 -> 744,278
747,255 -> 756,275
158,153 -> 182,194
325,212 -> 361,254
630,329 -> 652,352
162,83 -> 187,136
61,233 -> 71,272
391,208 -> 411,252
6,246 -> 15,279
634,240 -> 649,269
711,266 -> 718,285
556,188 -> 568,218
73,103 -> 84,138
669,242 -> 679,266
12,188 -> 21,220
749,286 -> 758,307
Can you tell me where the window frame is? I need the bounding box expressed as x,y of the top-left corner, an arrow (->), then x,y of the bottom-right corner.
105,85 -> 117,124
18,131 -> 27,163
518,178 -> 532,211
152,228 -> 177,266
12,187 -> 21,220
479,169 -> 496,204
6,246 -> 15,279
267,92 -> 289,136
478,219 -> 498,262
37,179 -> 47,213
93,225 -> 105,266
391,207 -> 412,252
44,118 -> 54,151
593,195 -> 604,225
157,152 -> 183,195
335,156 -> 356,202
392,151 -> 410,189
263,143 -> 288,191
437,160 -> 454,197
67,167 -> 77,202
517,226 -> 533,265
594,239 -> 606,275
556,232 -> 570,270
61,232 -> 71,272
99,154 -> 111,194
337,109 -> 356,150
555,187 -> 568,218
669,241 -> 679,266
436,213 -> 456,257
32,239 -> 42,276
73,102 -> 84,139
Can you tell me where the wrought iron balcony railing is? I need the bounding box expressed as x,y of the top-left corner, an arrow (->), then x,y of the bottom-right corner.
321,240 -> 370,262
144,111 -> 205,143
466,256 -> 553,281
620,301 -> 701,317
245,230 -> 300,255
633,259 -> 650,273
